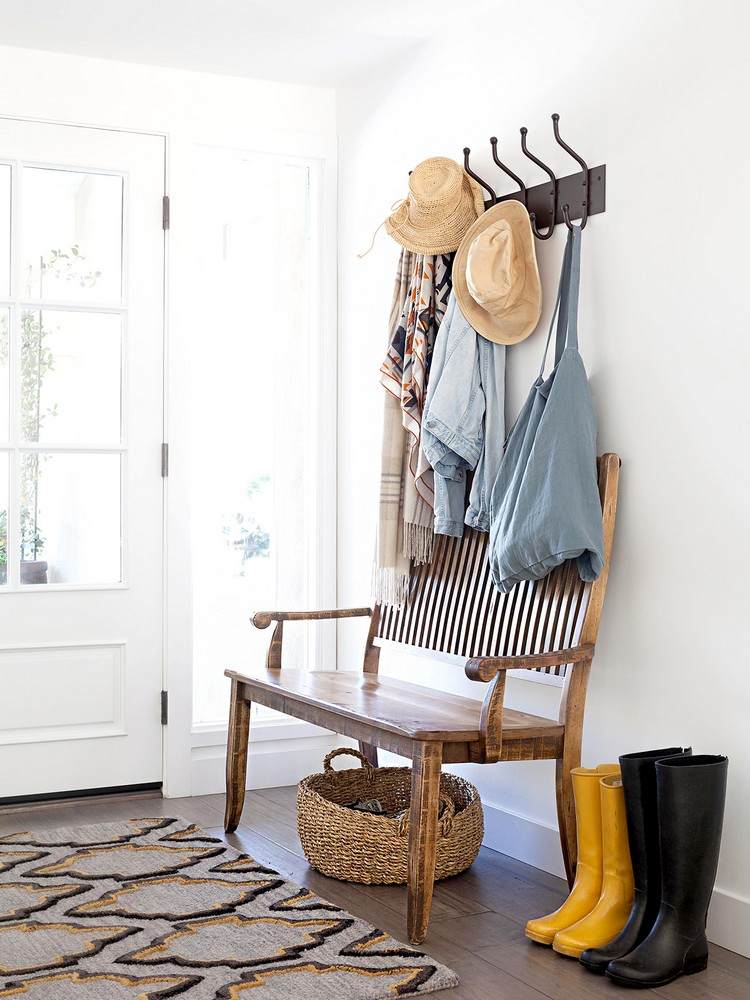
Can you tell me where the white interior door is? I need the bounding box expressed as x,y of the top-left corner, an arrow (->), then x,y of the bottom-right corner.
0,119 -> 165,799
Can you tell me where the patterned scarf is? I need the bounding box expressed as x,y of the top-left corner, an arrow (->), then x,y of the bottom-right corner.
374,251 -> 452,605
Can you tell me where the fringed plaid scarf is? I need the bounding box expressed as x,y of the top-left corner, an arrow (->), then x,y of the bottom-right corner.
374,251 -> 452,605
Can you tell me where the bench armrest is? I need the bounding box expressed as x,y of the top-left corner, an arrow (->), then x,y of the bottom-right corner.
468,643 -> 594,765
252,607 -> 371,629
465,644 -> 595,682
252,607 -> 372,669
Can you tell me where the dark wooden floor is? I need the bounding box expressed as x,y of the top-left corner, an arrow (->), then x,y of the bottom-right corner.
1,788 -> 747,999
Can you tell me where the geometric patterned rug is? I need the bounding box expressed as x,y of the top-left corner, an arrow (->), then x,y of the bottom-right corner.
0,817 -> 458,998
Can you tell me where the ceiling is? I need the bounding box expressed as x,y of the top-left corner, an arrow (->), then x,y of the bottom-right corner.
0,0 -> 494,88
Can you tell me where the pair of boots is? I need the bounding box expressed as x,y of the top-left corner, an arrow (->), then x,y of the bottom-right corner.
526,750 -> 728,989
526,764 -> 634,958
583,749 -> 728,988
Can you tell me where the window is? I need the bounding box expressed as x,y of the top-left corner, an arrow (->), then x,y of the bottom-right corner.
189,146 -> 334,726
0,162 -> 125,588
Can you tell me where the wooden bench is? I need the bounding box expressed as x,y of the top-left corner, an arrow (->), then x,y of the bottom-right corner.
225,453 -> 620,943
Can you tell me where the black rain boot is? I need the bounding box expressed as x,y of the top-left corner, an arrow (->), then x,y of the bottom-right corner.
580,747 -> 689,974
606,754 -> 728,989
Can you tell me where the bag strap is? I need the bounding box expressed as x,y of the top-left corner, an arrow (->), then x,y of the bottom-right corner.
538,226 -> 582,376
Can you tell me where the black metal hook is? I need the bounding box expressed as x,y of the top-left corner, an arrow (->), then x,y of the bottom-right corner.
551,113 -> 589,229
490,134 -> 530,208
490,136 -> 541,233
519,127 -> 556,240
489,136 -> 526,197
463,147 -> 497,206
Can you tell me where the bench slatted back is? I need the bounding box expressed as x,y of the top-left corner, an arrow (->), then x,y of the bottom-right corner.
378,533 -> 588,675
376,454 -> 619,676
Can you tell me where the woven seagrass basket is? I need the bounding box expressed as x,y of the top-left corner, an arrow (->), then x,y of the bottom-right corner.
297,747 -> 483,884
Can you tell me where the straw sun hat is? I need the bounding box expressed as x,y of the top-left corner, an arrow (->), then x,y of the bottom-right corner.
453,199 -> 542,346
385,157 -> 486,255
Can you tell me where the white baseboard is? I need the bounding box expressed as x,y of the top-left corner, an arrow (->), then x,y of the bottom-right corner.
481,799 -> 567,879
481,801 -> 749,958
706,884 -> 750,959
189,723 -> 338,796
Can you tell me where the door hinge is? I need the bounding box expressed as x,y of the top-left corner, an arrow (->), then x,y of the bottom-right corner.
162,194 -> 170,230
161,442 -> 169,477
161,690 -> 169,726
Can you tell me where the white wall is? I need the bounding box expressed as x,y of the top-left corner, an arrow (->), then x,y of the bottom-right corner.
0,43 -> 338,798
336,0 -> 750,956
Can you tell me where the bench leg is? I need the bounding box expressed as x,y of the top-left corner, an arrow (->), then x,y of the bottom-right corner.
224,679 -> 251,833
407,740 -> 442,945
358,741 -> 379,767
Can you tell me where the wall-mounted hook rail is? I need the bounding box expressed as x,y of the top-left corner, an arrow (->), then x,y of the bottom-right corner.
462,115 -> 606,236
491,163 -> 605,231
496,164 -> 607,229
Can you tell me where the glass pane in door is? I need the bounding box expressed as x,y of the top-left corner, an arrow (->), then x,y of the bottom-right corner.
0,165 -> 9,297
19,451 -> 121,585
20,310 -> 122,444
21,167 -> 124,304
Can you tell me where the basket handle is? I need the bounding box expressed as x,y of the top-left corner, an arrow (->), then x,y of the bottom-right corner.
397,793 -> 456,839
322,747 -> 375,777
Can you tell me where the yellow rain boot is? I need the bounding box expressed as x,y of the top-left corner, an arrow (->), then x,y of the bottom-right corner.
525,764 -> 619,946
553,774 -> 635,958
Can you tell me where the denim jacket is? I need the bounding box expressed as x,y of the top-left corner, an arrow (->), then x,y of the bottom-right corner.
422,292 -> 506,536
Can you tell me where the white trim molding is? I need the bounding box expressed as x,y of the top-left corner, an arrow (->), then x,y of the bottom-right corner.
706,885 -> 750,960
184,716 -> 337,796
481,798 -> 566,879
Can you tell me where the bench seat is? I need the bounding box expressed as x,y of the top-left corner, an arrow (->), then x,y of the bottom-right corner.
226,668 -> 565,760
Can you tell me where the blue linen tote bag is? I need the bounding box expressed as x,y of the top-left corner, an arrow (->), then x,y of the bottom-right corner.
488,226 -> 604,593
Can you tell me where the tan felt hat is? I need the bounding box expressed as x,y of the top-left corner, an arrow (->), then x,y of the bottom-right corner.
385,157 -> 486,255
453,199 -> 542,345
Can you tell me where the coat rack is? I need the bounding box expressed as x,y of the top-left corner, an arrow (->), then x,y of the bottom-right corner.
463,113 -> 606,237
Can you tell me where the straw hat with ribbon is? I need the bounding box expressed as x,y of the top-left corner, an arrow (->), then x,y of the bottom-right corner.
453,199 -> 542,345
385,157 -> 486,255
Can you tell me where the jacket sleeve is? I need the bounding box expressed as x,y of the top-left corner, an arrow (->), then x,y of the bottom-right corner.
422,295 -> 485,476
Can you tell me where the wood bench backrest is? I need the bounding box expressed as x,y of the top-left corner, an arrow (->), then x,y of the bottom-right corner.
376,453 -> 620,674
